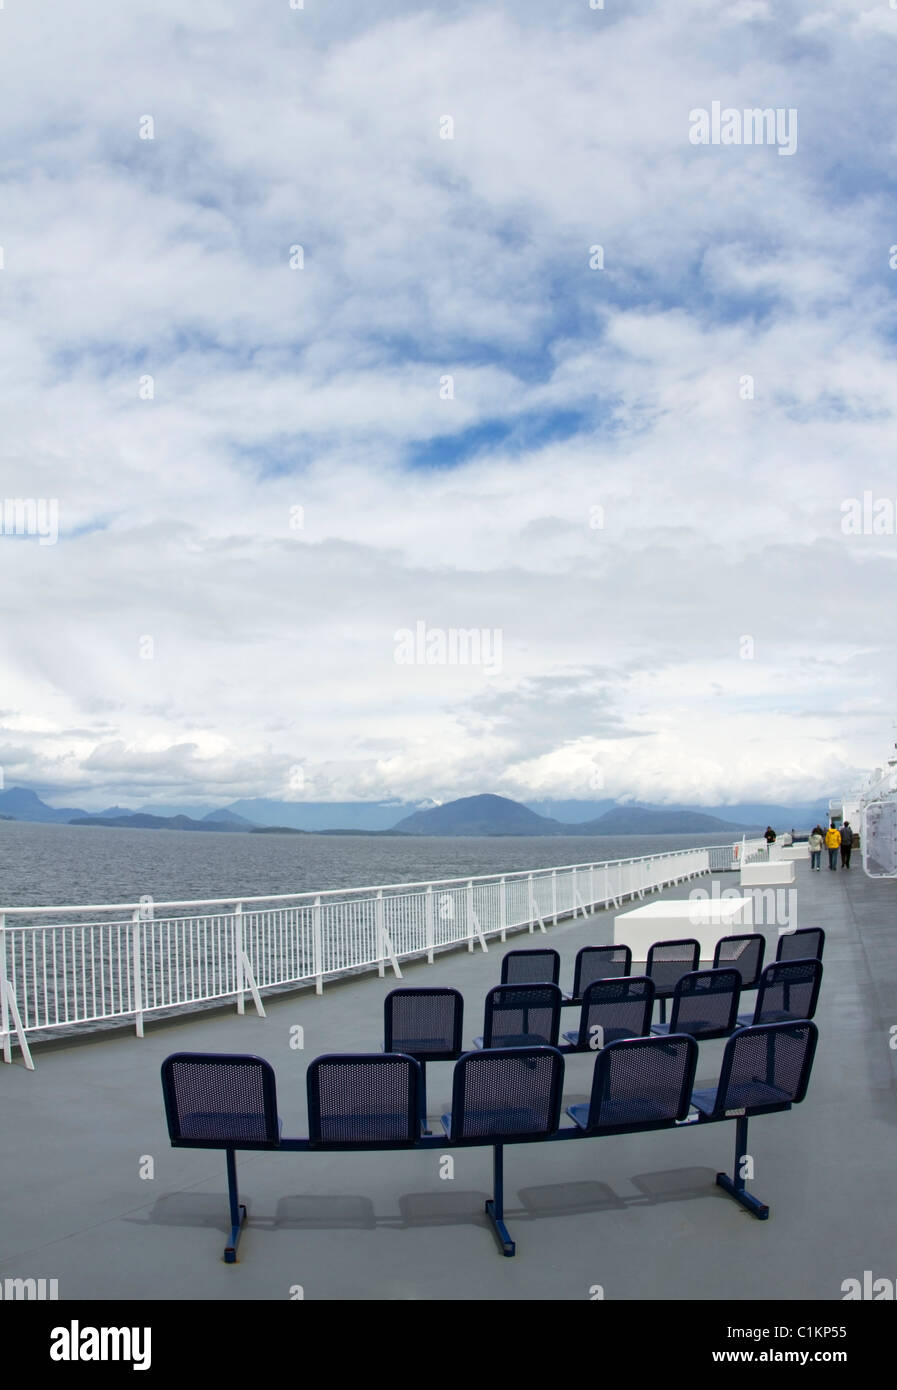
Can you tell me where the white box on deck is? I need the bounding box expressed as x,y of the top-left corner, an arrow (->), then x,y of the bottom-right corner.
613,896 -> 754,962
770,843 -> 808,861
740,861 -> 796,886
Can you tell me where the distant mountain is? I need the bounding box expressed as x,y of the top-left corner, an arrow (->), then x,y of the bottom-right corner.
136,803 -> 218,820
392,794 -> 567,837
202,809 -> 256,827
68,813 -> 249,833
225,798 -> 419,831
523,798 -> 824,829
391,795 -> 755,837
248,825 -> 309,835
0,813 -> 14,821
248,825 -> 409,836
0,787 -> 90,823
523,798 -> 618,822
317,827 -> 411,837
575,807 -> 754,835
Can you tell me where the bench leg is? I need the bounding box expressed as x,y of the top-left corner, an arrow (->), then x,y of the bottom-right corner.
485,1144 -> 516,1257
715,1117 -> 769,1220
419,1059 -> 432,1136
224,1147 -> 248,1263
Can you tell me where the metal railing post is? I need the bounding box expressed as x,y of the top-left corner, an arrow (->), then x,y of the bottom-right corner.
467,880 -> 475,952
313,895 -> 323,994
0,914 -> 34,1070
131,910 -> 144,1038
425,885 -> 435,964
551,868 -> 558,924
528,873 -> 547,933
377,890 -> 386,975
499,876 -> 507,943
235,903 -> 245,1015
235,902 -> 266,1020
0,913 -> 8,1065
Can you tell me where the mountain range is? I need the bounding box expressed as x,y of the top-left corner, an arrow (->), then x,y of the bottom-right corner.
0,788 -> 257,830
0,784 -> 819,836
68,810 -> 256,833
390,794 -> 756,836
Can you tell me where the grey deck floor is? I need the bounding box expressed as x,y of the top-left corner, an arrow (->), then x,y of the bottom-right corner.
1,859 -> 894,1301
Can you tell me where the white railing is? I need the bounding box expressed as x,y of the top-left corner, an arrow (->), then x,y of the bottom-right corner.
739,835 -> 771,864
0,843 -> 740,1067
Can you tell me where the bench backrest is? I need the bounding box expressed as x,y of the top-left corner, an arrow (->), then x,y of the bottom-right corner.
713,933 -> 765,988
582,1034 -> 698,1132
384,987 -> 464,1060
753,959 -> 823,1024
571,945 -> 632,999
500,948 -> 561,986
161,1053 -> 280,1149
776,928 -> 825,963
574,976 -> 654,1048
668,968 -> 741,1039
447,1046 -> 564,1142
307,1054 -> 421,1147
702,1021 -> 819,1116
483,983 -> 562,1048
645,939 -> 701,998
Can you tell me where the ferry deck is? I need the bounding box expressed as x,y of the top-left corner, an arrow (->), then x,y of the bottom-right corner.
1,854 -> 893,1302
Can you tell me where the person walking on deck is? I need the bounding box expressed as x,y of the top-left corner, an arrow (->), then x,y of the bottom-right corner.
840,821 -> 854,869
808,826 -> 824,871
764,826 -> 777,857
825,823 -> 841,870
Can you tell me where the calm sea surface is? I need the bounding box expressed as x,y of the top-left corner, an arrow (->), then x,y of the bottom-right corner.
0,821 -> 741,908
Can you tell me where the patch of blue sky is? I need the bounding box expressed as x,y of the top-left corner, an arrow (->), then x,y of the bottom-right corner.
231,438 -> 320,480
406,406 -> 592,470
593,248 -> 788,327
824,174 -> 897,226
50,329 -> 270,378
49,343 -> 156,378
163,327 -> 266,363
779,392 -> 892,424
67,519 -> 110,540
233,402 -> 606,478
352,265 -> 604,384
104,142 -> 267,229
698,282 -> 785,328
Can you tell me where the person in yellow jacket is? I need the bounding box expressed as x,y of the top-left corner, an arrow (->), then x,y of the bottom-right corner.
825,823 -> 841,871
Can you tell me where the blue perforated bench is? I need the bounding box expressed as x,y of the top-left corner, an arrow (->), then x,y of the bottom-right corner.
473,982 -> 562,1050
566,944 -> 633,1003
383,987 -> 464,1134
650,967 -> 742,1040
162,1053 -> 281,1261
500,948 -> 561,986
736,958 -> 823,1028
162,1018 -> 819,1263
561,975 -> 654,1050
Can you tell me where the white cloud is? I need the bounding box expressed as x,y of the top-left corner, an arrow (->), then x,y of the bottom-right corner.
0,1 -> 893,810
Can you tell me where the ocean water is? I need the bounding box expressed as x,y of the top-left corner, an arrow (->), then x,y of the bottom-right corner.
0,820 -> 742,908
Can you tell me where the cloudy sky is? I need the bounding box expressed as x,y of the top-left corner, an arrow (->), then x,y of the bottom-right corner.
1,0 -> 896,811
